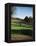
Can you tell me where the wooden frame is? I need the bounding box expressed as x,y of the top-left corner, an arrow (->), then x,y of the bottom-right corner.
5,3 -> 35,43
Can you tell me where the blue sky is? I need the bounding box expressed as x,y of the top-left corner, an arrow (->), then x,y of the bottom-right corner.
11,6 -> 33,19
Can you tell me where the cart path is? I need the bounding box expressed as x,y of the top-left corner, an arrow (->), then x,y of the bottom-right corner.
11,34 -> 32,41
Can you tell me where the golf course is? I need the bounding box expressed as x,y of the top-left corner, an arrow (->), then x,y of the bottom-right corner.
11,6 -> 33,41
11,17 -> 33,41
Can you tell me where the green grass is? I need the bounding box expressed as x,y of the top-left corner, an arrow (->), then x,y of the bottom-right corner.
11,23 -> 32,30
11,21 -> 32,36
11,26 -> 32,30
11,29 -> 32,36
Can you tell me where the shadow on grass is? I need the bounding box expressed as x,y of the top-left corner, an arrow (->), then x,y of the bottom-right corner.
11,29 -> 32,36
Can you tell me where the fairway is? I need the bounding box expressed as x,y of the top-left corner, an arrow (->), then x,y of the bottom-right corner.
11,17 -> 32,37
11,22 -> 32,30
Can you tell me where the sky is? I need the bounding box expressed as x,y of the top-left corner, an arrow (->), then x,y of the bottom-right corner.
11,6 -> 33,19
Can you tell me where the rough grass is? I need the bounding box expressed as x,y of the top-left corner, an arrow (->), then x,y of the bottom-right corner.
11,29 -> 32,36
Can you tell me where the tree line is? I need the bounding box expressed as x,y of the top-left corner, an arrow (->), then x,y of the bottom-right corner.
24,16 -> 33,24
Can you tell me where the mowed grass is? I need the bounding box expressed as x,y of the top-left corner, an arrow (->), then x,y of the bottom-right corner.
11,20 -> 32,36
11,22 -> 32,30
